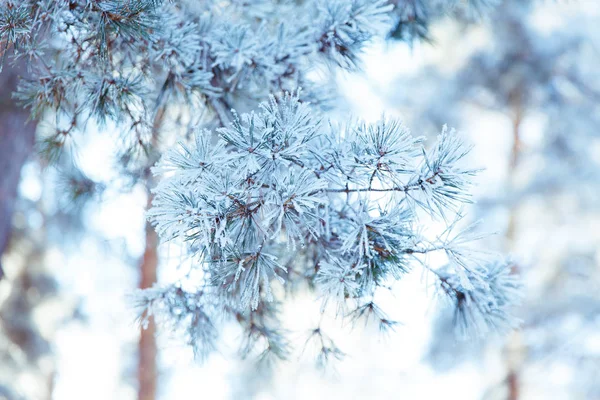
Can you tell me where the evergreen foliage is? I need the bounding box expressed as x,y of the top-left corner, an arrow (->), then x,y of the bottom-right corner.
146,92 -> 519,361
0,0 -> 519,366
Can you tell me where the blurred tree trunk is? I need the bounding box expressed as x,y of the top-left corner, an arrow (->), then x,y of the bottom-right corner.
0,62 -> 57,399
505,105 -> 524,400
505,107 -> 523,243
0,63 -> 36,279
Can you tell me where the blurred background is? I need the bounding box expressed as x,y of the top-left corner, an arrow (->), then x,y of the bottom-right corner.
1,1 -> 599,399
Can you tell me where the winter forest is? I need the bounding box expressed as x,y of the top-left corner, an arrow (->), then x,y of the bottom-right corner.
0,0 -> 598,399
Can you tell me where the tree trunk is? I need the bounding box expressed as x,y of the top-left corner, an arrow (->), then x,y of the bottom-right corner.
0,61 -> 56,399
137,102 -> 164,400
0,63 -> 36,279
505,107 -> 522,244
138,193 -> 158,400
505,106 -> 524,400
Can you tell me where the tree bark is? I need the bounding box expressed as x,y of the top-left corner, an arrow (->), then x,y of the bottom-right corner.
0,63 -> 36,279
137,103 -> 164,400
138,193 -> 158,400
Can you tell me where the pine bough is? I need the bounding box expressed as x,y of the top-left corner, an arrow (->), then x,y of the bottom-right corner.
144,92 -> 520,363
0,0 -> 518,366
